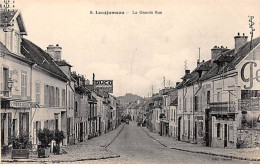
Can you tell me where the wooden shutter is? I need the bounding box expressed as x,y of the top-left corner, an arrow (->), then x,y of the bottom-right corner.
8,113 -> 12,144
26,113 -> 29,137
19,113 -> 22,136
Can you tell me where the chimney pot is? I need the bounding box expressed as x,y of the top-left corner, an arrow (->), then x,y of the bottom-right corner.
185,70 -> 190,74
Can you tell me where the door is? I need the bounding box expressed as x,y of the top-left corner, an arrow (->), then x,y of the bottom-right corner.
194,122 -> 197,141
224,124 -> 228,148
205,109 -> 212,147
79,122 -> 83,142
178,117 -> 181,141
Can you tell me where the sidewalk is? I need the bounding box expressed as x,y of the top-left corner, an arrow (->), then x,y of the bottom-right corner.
142,127 -> 260,162
1,124 -> 124,163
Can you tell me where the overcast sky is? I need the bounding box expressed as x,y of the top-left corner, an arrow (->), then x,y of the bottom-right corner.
14,0 -> 260,97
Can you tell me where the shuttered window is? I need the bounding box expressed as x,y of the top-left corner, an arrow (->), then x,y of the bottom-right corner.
62,89 -> 65,107
56,87 -> 60,107
36,82 -> 41,104
21,71 -> 27,97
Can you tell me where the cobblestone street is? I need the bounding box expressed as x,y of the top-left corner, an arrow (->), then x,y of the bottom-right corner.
67,122 -> 259,164
1,124 -> 124,163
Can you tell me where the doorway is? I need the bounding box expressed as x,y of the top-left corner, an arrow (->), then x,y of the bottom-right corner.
224,124 -> 228,148
79,122 -> 83,142
178,117 -> 181,141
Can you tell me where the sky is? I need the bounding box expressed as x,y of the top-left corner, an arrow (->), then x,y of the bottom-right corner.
10,0 -> 260,97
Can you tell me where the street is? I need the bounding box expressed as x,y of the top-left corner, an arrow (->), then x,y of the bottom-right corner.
77,122 -> 254,164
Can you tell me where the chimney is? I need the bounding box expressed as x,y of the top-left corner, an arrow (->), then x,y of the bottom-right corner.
211,45 -> 229,62
185,70 -> 190,75
197,59 -> 200,67
47,44 -> 62,61
234,32 -> 248,53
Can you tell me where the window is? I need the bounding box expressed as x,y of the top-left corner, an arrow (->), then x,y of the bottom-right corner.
207,91 -> 210,105
217,123 -> 221,138
174,109 -> 176,122
2,67 -> 9,91
217,92 -> 221,102
179,98 -> 181,110
35,82 -> 40,104
56,87 -> 60,107
194,96 -> 199,111
21,71 -> 27,97
62,89 -> 65,107
184,98 -> 186,112
44,85 -> 49,106
75,101 -> 78,117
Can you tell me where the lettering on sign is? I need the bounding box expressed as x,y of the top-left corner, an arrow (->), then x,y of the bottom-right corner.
240,61 -> 260,90
95,80 -> 113,93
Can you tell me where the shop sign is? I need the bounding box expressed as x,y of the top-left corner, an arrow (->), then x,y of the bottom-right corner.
238,98 -> 260,111
95,80 -> 113,93
9,101 -> 38,108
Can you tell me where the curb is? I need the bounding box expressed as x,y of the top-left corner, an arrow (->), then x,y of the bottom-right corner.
1,154 -> 120,163
1,125 -> 125,163
141,127 -> 260,162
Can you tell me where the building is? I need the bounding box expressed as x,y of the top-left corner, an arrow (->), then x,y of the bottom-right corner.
176,33 -> 260,148
0,9 -> 31,154
72,72 -> 90,143
47,45 -> 76,145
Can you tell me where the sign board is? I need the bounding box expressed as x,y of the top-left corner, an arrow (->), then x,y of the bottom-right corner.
95,80 -> 113,93
238,48 -> 260,90
238,98 -> 260,111
10,101 -> 38,108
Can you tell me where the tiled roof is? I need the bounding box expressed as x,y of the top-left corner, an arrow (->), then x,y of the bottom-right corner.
170,97 -> 178,106
21,38 -> 68,81
55,60 -> 72,67
0,42 -> 12,54
227,37 -> 260,70
177,36 -> 260,88
0,9 -> 17,25
0,10 -> 27,35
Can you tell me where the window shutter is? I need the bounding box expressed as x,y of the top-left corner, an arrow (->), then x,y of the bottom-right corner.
8,113 -> 12,143
0,67 -> 3,91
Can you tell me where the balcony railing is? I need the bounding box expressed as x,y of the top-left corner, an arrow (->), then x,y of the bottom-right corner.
209,101 -> 236,113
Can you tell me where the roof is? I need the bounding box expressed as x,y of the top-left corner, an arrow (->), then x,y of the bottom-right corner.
55,60 -> 72,67
170,98 -> 178,106
0,9 -> 17,25
176,36 -> 260,89
21,38 -> 68,81
227,37 -> 260,70
0,10 -> 27,35
0,42 -> 33,64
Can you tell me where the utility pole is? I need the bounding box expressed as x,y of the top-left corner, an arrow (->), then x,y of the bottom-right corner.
164,77 -> 166,88
152,85 -> 154,95
249,16 -> 255,49
184,60 -> 188,71
198,47 -> 200,63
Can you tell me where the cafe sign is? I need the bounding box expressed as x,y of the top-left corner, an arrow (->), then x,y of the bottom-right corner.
9,101 -> 38,108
